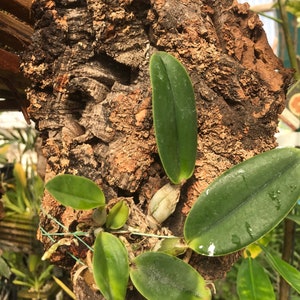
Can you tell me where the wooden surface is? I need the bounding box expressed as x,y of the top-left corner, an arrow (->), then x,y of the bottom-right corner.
0,0 -> 33,121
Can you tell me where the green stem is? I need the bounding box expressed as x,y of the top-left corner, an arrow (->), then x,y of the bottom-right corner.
257,11 -> 283,24
278,0 -> 300,79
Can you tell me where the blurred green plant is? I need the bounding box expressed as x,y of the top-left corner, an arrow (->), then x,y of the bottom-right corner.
0,126 -> 37,163
1,162 -> 43,217
0,252 -> 55,299
285,0 -> 300,26
277,0 -> 300,79
0,125 -> 74,299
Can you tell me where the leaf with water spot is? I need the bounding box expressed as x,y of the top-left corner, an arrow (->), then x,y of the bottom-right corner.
184,148 -> 300,256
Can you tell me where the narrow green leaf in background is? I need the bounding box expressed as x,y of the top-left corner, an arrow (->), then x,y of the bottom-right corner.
184,148 -> 300,256
53,276 -> 76,299
0,256 -> 11,278
28,254 -> 39,273
237,256 -> 275,300
38,264 -> 54,284
106,200 -> 129,229
93,232 -> 129,300
45,174 -> 105,210
261,244 -> 300,294
150,51 -> 197,184
130,252 -> 211,300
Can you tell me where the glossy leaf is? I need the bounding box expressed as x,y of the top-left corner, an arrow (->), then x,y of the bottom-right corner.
45,174 -> 105,210
130,252 -> 211,300
150,51 -> 197,184
93,232 -> 129,300
237,256 -> 275,300
106,200 -> 129,229
261,244 -> 300,293
184,148 -> 300,256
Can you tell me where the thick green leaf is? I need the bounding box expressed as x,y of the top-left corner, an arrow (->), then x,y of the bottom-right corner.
93,232 -> 129,300
237,257 -> 275,300
45,174 -> 105,210
184,148 -> 300,256
130,252 -> 211,300
106,200 -> 129,229
150,52 -> 197,184
261,244 -> 300,293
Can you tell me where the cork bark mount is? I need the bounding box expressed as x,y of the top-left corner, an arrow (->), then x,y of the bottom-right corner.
22,0 -> 292,295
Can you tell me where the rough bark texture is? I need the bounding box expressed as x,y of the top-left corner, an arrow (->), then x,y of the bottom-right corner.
22,0 -> 293,298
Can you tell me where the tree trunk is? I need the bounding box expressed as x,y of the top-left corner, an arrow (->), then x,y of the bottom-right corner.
0,0 -> 33,122
22,0 -> 293,298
